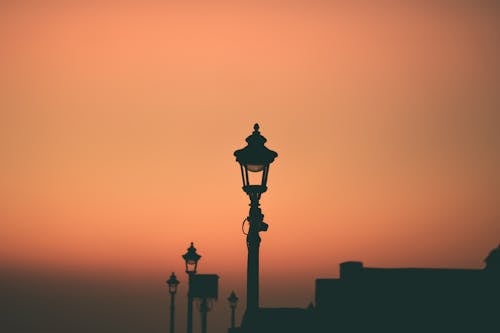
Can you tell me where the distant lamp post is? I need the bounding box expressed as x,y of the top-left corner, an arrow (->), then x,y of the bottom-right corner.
182,242 -> 201,333
234,123 -> 278,317
227,291 -> 239,329
166,272 -> 180,333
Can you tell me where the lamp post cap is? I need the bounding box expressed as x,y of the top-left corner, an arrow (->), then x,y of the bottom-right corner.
234,123 -> 278,165
183,243 -> 201,257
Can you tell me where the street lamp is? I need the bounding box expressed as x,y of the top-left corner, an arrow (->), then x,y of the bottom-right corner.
166,272 -> 180,333
227,291 -> 239,329
234,123 -> 278,317
182,242 -> 201,333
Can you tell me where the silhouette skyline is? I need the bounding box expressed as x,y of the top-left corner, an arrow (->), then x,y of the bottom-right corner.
1,2 -> 499,333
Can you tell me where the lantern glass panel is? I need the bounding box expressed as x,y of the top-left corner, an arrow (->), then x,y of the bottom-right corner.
247,164 -> 265,172
169,283 -> 178,294
244,164 -> 268,187
186,260 -> 197,273
247,169 -> 263,186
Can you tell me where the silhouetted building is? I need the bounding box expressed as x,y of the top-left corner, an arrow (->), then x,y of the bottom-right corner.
233,246 -> 499,332
315,246 -> 500,333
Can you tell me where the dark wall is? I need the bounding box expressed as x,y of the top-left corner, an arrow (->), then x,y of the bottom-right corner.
316,266 -> 499,333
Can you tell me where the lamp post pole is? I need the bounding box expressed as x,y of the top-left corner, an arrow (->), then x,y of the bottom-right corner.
246,195 -> 262,314
166,272 -> 180,333
234,124 -> 277,320
187,273 -> 194,333
230,305 -> 236,329
170,292 -> 175,333
182,242 -> 201,333
200,298 -> 208,333
227,291 -> 239,329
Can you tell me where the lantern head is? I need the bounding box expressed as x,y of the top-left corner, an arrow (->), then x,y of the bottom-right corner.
234,123 -> 278,196
166,272 -> 180,295
182,242 -> 201,274
227,290 -> 239,308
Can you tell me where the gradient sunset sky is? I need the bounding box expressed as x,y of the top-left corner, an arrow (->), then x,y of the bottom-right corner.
1,2 -> 499,333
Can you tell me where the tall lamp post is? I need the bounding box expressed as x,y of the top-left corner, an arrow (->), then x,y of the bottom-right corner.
234,123 -> 278,318
227,291 -> 239,329
167,272 -> 180,333
182,242 -> 201,333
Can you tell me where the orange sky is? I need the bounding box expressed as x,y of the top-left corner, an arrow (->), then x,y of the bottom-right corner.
1,2 -> 499,332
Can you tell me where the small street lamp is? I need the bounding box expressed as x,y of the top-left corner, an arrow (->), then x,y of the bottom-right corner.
182,242 -> 201,333
166,272 -> 180,333
227,291 -> 239,329
234,123 -> 278,318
